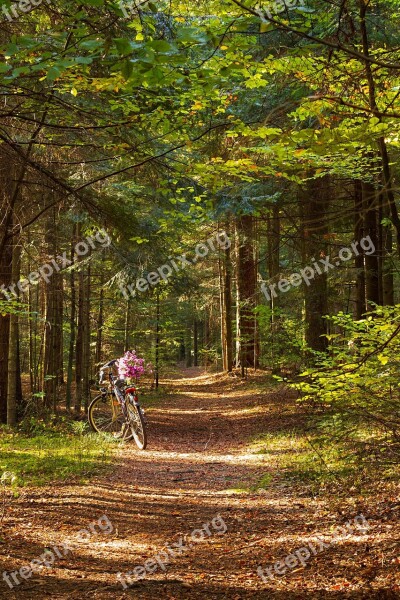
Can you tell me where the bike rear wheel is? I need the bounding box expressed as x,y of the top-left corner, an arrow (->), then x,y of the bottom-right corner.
88,393 -> 133,441
126,394 -> 147,450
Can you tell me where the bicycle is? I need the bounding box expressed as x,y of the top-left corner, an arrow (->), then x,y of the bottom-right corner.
88,359 -> 147,450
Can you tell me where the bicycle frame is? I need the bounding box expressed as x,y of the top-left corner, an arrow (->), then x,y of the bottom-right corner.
99,362 -> 139,420
100,375 -> 126,417
91,359 -> 148,449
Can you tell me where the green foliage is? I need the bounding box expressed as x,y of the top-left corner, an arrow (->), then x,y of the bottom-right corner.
252,431 -> 351,485
0,422 -> 114,486
293,306 -> 400,462
256,305 -> 306,372
0,299 -> 30,317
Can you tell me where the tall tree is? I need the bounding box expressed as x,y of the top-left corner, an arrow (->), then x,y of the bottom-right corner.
236,215 -> 258,369
300,177 -> 330,353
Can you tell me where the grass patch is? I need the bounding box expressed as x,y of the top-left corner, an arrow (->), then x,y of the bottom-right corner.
251,431 -> 360,488
139,386 -> 170,408
224,487 -> 249,494
251,429 -> 400,492
250,473 -> 273,491
0,421 -> 115,487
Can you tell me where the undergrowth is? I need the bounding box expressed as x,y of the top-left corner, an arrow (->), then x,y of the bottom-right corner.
0,418 -> 115,488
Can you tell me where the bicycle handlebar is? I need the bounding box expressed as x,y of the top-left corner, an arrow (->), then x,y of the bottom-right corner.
100,359 -> 118,370
99,359 -> 118,384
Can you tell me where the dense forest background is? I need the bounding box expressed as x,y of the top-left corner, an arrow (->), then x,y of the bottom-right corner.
1,0 -> 400,463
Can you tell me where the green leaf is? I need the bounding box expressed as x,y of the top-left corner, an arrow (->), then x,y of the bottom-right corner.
121,59 -> 134,79
45,66 -> 61,81
114,38 -> 140,55
176,27 -> 208,43
377,354 -> 389,365
148,40 -> 176,54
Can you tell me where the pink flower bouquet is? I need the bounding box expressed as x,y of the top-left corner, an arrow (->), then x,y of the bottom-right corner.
117,351 -> 151,381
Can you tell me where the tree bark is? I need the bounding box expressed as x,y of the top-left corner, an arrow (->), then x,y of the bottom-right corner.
193,319 -> 198,367
267,205 -> 281,303
0,237 -> 12,423
236,215 -> 258,368
155,292 -> 160,389
124,298 -> 130,352
223,234 -> 233,372
354,181 -> 366,319
7,238 -> 22,426
185,321 -> 193,367
0,149 -> 14,423
218,249 -> 227,369
82,263 -> 91,411
358,0 -> 400,259
267,204 -> 281,370
300,176 -> 329,353
43,213 -> 63,411
75,263 -> 84,413
66,230 -> 76,411
379,177 -> 395,305
362,181 -> 380,308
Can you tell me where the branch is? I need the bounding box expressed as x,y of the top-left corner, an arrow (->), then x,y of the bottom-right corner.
230,0 -> 400,70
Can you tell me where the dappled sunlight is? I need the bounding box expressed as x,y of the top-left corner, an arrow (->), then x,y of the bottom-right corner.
151,404 -> 271,418
120,448 -> 268,466
2,370 -> 398,599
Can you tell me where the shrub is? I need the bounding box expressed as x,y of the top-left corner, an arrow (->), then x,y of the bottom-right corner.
293,306 -> 400,463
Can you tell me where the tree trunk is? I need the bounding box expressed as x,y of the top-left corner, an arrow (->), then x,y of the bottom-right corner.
185,325 -> 193,367
66,230 -> 76,411
267,204 -> 281,305
82,264 -> 91,411
124,298 -> 130,352
362,181 -> 380,308
354,181 -> 367,319
155,292 -> 160,389
0,236 -> 12,423
43,213 -> 63,411
96,289 -> 104,363
300,176 -> 329,353
27,228 -> 39,396
7,238 -> 22,426
193,319 -> 198,367
266,205 -> 281,370
203,309 -> 209,367
75,266 -> 84,413
218,249 -> 227,369
236,215 -> 258,368
178,336 -> 185,362
0,149 -> 14,424
223,235 -> 233,372
55,276 -> 64,386
381,184 -> 394,305
358,0 -> 400,259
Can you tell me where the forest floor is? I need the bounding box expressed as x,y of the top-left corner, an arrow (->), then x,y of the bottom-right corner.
0,368 -> 399,599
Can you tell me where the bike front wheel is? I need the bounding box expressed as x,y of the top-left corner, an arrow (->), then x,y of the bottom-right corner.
126,394 -> 147,450
88,393 -> 133,441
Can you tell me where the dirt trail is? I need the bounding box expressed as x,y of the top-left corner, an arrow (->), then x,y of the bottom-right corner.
1,369 -> 399,599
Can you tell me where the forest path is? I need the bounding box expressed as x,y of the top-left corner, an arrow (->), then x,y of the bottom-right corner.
1,369 -> 398,599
